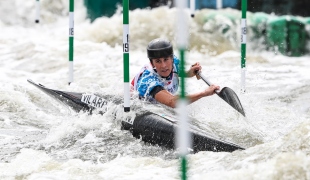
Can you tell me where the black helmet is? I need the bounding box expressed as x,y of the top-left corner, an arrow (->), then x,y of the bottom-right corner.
147,38 -> 173,59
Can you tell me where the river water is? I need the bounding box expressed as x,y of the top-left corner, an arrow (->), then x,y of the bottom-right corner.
1,1 -> 310,179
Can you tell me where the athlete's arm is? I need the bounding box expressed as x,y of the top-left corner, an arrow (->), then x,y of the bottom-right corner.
185,84 -> 219,103
153,89 -> 178,108
152,85 -> 220,108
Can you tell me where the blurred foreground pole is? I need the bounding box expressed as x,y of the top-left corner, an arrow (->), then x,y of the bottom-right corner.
190,0 -> 195,17
68,0 -> 74,85
123,0 -> 130,112
175,0 -> 191,179
241,0 -> 247,92
35,0 -> 40,23
216,0 -> 222,9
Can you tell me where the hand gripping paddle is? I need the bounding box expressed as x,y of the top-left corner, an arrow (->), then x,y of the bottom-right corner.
197,71 -> 246,117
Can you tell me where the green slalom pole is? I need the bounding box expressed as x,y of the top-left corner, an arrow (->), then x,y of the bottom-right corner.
241,0 -> 247,92
176,0 -> 191,179
68,0 -> 74,85
123,0 -> 130,112
35,0 -> 40,23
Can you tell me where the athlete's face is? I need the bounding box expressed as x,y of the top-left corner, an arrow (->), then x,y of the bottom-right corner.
151,56 -> 173,78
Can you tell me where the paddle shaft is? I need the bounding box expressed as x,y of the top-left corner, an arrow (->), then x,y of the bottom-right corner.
196,71 -> 220,94
197,71 -> 211,85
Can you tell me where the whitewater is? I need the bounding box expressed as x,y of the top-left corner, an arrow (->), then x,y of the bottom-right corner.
0,0 -> 310,179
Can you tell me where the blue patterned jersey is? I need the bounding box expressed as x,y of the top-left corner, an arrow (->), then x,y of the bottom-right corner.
131,56 -> 180,101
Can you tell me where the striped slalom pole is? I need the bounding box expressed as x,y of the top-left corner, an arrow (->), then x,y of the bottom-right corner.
176,0 -> 191,179
68,0 -> 74,85
35,0 -> 40,23
216,0 -> 222,9
190,0 -> 195,18
241,0 -> 247,93
123,0 -> 130,112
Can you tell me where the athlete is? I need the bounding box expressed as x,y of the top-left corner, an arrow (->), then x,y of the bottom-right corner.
131,38 -> 220,108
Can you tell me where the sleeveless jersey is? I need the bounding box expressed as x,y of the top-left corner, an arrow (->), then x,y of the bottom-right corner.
131,56 -> 180,101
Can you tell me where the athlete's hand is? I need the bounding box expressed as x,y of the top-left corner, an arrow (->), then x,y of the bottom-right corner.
202,84 -> 220,96
187,62 -> 202,78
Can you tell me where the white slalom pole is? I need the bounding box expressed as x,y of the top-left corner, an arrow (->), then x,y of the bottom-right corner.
190,0 -> 195,18
175,0 -> 191,179
35,0 -> 40,23
216,0 -> 222,9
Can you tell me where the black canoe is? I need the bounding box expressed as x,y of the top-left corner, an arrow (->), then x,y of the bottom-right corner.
27,79 -> 244,153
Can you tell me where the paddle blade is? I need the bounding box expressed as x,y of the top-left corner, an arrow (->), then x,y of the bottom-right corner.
217,87 -> 245,116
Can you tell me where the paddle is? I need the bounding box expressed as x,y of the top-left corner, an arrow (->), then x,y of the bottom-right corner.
196,71 -> 246,117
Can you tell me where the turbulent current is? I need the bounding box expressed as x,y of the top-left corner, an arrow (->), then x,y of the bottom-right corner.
0,0 -> 310,179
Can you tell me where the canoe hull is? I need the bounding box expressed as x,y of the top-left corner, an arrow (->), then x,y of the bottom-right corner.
27,79 -> 244,153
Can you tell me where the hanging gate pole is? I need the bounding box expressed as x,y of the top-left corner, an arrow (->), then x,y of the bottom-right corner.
241,0 -> 247,92
176,0 -> 191,179
68,0 -> 74,85
123,0 -> 130,112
